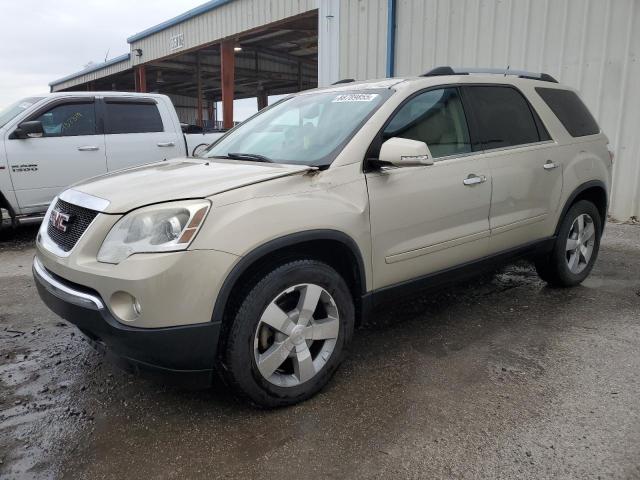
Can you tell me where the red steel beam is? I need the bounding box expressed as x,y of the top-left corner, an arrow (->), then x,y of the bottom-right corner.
134,66 -> 147,93
220,40 -> 235,129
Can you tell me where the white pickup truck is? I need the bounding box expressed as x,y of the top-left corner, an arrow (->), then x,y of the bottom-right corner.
0,92 -> 223,225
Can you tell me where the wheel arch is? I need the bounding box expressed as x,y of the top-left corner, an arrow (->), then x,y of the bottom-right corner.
555,180 -> 608,236
211,230 -> 368,331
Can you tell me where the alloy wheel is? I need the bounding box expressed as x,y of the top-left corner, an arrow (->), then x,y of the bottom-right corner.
566,213 -> 596,274
253,283 -> 340,387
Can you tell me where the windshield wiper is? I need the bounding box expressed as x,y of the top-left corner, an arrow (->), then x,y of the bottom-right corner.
227,152 -> 274,163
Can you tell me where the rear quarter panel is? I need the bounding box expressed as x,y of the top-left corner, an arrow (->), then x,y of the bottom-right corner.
521,82 -> 612,230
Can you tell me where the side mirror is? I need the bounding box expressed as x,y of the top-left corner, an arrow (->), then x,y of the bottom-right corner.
182,123 -> 203,134
378,137 -> 433,167
13,120 -> 45,139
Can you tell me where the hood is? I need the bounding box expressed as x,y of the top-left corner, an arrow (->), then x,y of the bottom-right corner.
72,158 -> 313,213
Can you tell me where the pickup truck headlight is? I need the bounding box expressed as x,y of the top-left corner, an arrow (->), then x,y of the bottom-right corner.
97,200 -> 210,264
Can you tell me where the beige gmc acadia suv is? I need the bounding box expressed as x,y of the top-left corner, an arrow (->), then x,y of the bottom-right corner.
33,67 -> 613,407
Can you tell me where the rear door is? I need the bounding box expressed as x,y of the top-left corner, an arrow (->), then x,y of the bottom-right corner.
5,97 -> 106,212
461,85 -> 562,253
102,97 -> 182,171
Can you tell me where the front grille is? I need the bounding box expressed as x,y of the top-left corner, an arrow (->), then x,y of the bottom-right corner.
46,198 -> 99,252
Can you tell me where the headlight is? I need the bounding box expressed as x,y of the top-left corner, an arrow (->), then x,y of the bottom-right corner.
97,200 -> 210,264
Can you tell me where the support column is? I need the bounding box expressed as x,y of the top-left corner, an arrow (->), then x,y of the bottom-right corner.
134,66 -> 147,93
196,53 -> 203,127
257,84 -> 268,111
207,100 -> 214,127
220,40 -> 235,129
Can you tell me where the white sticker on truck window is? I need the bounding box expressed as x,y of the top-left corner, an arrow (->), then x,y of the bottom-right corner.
332,94 -> 379,103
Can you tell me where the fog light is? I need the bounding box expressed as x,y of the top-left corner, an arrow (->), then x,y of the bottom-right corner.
110,291 -> 142,322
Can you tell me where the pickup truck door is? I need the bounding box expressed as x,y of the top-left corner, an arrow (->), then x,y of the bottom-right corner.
102,97 -> 183,171
4,97 -> 107,213
366,87 -> 491,290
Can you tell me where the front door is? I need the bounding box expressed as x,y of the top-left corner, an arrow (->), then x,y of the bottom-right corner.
5,98 -> 106,213
366,87 -> 492,290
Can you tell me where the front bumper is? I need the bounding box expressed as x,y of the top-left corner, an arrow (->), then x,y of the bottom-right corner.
33,257 -> 221,386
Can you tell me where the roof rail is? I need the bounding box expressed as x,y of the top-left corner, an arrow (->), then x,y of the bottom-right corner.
332,78 -> 356,85
422,66 -> 558,83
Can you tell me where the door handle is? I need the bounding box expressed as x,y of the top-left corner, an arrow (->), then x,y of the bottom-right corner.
157,142 -> 176,147
77,146 -> 99,151
543,160 -> 558,170
463,174 -> 487,186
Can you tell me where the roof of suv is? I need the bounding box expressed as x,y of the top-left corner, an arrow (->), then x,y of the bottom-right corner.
314,70 -> 571,95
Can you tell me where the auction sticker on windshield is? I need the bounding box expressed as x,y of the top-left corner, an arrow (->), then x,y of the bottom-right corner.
332,94 -> 379,103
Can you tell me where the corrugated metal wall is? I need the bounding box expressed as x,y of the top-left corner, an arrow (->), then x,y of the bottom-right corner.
129,0 -> 317,65
338,0 -> 388,80
318,0 -> 341,86
337,0 -> 640,221
166,93 -> 205,125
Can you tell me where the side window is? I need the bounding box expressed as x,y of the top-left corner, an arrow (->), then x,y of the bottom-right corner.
383,88 -> 472,158
104,101 -> 164,134
535,87 -> 599,137
463,86 -> 542,149
33,102 -> 96,137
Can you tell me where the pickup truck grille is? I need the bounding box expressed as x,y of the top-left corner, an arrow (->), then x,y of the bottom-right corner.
46,199 -> 99,252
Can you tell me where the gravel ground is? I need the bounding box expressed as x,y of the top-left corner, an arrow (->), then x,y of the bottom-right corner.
1,222 -> 639,479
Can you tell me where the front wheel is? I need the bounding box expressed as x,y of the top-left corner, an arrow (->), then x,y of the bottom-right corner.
220,259 -> 355,408
535,200 -> 602,287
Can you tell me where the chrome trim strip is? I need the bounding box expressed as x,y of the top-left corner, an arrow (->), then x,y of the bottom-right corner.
33,257 -> 104,310
59,189 -> 110,212
481,140 -> 556,155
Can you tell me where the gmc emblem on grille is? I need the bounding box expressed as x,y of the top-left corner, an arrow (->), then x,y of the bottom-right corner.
50,209 -> 72,233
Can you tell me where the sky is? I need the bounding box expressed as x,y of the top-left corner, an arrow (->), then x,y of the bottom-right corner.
0,0 -> 262,119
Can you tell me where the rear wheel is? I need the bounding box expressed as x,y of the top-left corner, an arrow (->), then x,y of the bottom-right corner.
535,200 -> 602,287
220,259 -> 354,408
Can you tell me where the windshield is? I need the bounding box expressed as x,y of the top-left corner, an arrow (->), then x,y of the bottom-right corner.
0,97 -> 44,129
203,90 -> 390,167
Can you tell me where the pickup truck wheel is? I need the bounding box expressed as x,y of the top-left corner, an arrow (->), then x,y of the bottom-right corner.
221,259 -> 354,408
535,200 -> 602,287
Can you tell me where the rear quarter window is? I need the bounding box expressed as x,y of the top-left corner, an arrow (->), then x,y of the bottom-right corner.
535,87 -> 599,137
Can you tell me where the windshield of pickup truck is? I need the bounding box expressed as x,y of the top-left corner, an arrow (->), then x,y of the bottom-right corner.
0,97 -> 44,129
203,90 -> 389,167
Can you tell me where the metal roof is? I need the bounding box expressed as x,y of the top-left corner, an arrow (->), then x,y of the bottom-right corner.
49,53 -> 131,87
126,0 -> 236,44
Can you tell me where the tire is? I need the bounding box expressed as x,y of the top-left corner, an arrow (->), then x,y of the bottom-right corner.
220,259 -> 355,408
535,200 -> 602,287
